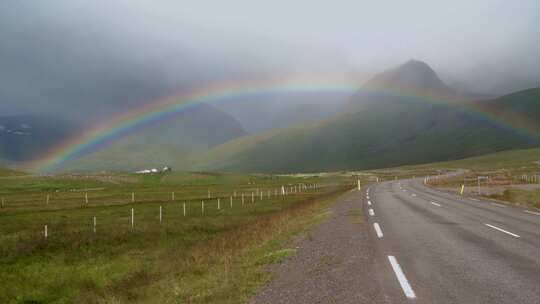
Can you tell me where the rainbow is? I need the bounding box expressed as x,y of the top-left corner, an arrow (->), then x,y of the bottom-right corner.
32,76 -> 539,173
33,75 -> 360,172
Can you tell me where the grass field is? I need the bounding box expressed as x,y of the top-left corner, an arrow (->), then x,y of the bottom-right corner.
401,148 -> 540,209
0,170 -> 355,303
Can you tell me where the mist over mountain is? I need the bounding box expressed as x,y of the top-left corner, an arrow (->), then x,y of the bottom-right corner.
190,61 -> 540,173
0,115 -> 77,162
1,1 -> 540,172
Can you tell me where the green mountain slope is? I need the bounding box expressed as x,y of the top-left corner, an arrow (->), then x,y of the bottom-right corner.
192,62 -> 540,173
470,87 -> 540,134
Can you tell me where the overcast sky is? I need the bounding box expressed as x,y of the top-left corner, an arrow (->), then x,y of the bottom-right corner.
1,0 -> 539,118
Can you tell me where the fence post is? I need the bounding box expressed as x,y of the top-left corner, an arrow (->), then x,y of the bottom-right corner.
230,196 -> 233,208
93,216 -> 96,234
44,225 -> 48,239
160,206 -> 163,223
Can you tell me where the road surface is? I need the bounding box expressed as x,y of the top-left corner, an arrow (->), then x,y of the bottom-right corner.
366,178 -> 540,303
253,177 -> 540,303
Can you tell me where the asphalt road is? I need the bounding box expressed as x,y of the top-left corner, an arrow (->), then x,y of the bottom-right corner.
366,178 -> 540,303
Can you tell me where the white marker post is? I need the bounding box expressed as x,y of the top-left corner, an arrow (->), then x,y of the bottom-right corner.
217,198 -> 221,210
242,194 -> 245,206
251,192 -> 254,203
183,202 -> 186,217
44,225 -> 48,239
202,200 -> 205,215
85,192 -> 89,204
230,196 -> 233,208
159,206 -> 163,223
131,208 -> 134,230
172,192 -> 175,201
93,216 -> 96,234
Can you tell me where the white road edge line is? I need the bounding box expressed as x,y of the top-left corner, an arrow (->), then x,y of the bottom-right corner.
491,203 -> 507,208
368,208 -> 375,216
430,201 -> 441,207
524,210 -> 540,216
411,193 -> 416,197
388,255 -> 416,299
367,200 -> 372,206
373,223 -> 383,238
484,223 -> 520,238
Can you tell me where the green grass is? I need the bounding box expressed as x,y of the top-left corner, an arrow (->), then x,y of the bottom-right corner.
487,189 -> 540,210
0,170 -> 352,303
411,147 -> 540,172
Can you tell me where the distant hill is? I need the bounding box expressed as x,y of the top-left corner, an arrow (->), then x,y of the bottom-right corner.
60,103 -> 247,172
190,62 -> 540,173
0,115 -> 77,162
470,87 -> 540,134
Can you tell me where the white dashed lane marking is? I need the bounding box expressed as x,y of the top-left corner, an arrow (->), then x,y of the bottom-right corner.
491,203 -> 507,208
367,200 -> 372,206
373,223 -> 384,238
368,208 -> 375,216
524,210 -> 540,216
430,201 -> 441,207
388,256 -> 416,299
484,223 -> 520,238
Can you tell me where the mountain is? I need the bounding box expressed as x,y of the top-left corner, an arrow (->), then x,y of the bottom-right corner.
363,59 -> 455,99
0,115 -> 77,162
190,62 -> 540,173
470,87 -> 540,134
60,103 -> 247,172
